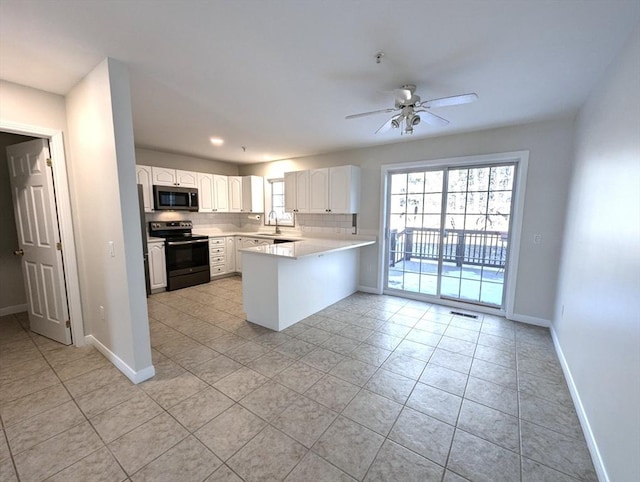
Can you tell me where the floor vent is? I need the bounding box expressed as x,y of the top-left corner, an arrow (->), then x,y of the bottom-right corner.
450,311 -> 479,319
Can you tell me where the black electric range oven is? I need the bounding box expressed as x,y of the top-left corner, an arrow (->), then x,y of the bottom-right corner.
149,221 -> 210,291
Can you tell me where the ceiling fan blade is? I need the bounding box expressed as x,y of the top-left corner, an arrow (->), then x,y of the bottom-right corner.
415,110 -> 450,127
375,114 -> 402,134
375,118 -> 394,134
345,108 -> 398,120
423,93 -> 478,108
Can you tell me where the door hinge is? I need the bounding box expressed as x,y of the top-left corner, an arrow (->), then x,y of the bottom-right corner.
65,320 -> 70,328
46,158 -> 52,167
56,242 -> 62,251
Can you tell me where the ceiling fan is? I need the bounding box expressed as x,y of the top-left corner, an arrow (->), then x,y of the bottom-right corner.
345,84 -> 478,135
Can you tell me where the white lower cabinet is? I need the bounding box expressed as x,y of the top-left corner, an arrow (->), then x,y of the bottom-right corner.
148,240 -> 166,291
209,237 -> 226,277
235,237 -> 273,273
225,236 -> 236,273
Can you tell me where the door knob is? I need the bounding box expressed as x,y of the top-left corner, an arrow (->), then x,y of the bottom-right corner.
13,249 -> 24,256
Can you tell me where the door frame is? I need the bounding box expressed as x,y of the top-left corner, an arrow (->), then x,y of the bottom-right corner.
378,150 -> 529,319
1,120 -> 84,346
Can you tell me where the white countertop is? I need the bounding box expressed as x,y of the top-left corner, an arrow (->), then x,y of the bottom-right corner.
239,238 -> 375,259
192,229 -> 302,240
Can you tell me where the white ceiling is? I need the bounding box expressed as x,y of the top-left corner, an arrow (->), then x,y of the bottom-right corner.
1,1 -> 639,164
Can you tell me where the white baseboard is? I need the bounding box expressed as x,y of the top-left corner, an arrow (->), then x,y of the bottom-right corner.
0,304 -> 27,317
507,312 -> 551,327
85,335 -> 155,384
357,285 -> 381,294
550,326 -> 608,482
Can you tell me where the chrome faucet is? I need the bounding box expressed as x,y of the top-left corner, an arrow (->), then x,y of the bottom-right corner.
268,210 -> 281,234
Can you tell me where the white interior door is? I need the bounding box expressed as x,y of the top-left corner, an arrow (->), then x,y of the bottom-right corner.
7,139 -> 71,344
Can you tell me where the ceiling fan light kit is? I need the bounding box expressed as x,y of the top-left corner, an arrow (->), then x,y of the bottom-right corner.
347,83 -> 478,136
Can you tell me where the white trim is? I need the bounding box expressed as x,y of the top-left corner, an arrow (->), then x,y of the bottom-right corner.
378,150 -> 529,315
507,312 -> 551,327
357,285 -> 381,295
85,335 -> 155,384
0,121 -> 85,347
550,326 -> 609,482
504,151 -> 529,319
0,304 -> 28,316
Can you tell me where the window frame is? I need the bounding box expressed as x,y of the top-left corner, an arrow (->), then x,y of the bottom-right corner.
265,178 -> 294,227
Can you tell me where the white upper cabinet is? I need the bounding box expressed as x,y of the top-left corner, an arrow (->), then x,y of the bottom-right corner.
152,167 -> 197,188
197,173 -> 214,212
284,170 -> 309,213
309,168 -> 330,213
176,170 -> 197,188
136,165 -> 154,212
228,176 -> 243,212
213,175 -> 229,212
308,165 -> 360,214
229,176 -> 264,212
329,165 -> 360,214
242,176 -> 264,213
152,166 -> 176,186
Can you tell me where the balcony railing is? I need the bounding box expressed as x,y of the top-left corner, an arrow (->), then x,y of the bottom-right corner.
390,228 -> 508,268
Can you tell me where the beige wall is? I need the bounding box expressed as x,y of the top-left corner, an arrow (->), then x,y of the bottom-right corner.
240,116 -> 575,323
0,81 -> 72,316
553,25 -> 640,481
65,58 -> 152,376
136,147 -> 239,176
0,132 -> 36,312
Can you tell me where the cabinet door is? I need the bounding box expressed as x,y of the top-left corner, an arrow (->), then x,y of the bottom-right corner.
136,165 -> 154,212
152,167 -> 177,186
176,170 -> 197,188
309,168 -> 329,213
296,170 -> 310,213
284,171 -> 297,212
235,237 -> 244,272
228,176 -> 243,212
148,243 -> 167,290
213,175 -> 229,212
242,176 -> 264,213
197,173 -> 214,212
330,165 -> 360,214
225,237 -> 236,272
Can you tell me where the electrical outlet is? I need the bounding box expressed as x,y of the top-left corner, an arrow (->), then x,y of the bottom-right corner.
99,305 -> 105,320
533,234 -> 542,244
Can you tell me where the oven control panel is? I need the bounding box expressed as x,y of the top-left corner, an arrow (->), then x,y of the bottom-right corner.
150,221 -> 193,231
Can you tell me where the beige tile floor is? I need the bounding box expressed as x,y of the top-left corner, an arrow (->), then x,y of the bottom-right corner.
0,276 -> 598,481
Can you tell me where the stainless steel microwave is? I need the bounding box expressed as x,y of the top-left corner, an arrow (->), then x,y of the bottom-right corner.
153,185 -> 199,211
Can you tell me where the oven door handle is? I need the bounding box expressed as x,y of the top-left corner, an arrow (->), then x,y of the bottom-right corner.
166,239 -> 209,246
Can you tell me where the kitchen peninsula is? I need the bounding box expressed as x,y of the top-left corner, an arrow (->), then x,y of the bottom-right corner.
241,238 -> 375,331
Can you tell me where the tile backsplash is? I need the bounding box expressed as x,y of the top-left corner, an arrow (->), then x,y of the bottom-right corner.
145,211 -> 357,235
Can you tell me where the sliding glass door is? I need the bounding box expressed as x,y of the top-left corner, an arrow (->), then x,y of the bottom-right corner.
386,163 -> 516,308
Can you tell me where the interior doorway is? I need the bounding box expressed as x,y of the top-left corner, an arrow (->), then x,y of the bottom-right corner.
0,132 -> 37,316
6,138 -> 72,344
0,122 -> 84,346
381,151 -> 528,314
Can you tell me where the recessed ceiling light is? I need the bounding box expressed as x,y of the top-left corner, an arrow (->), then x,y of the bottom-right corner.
209,137 -> 224,146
